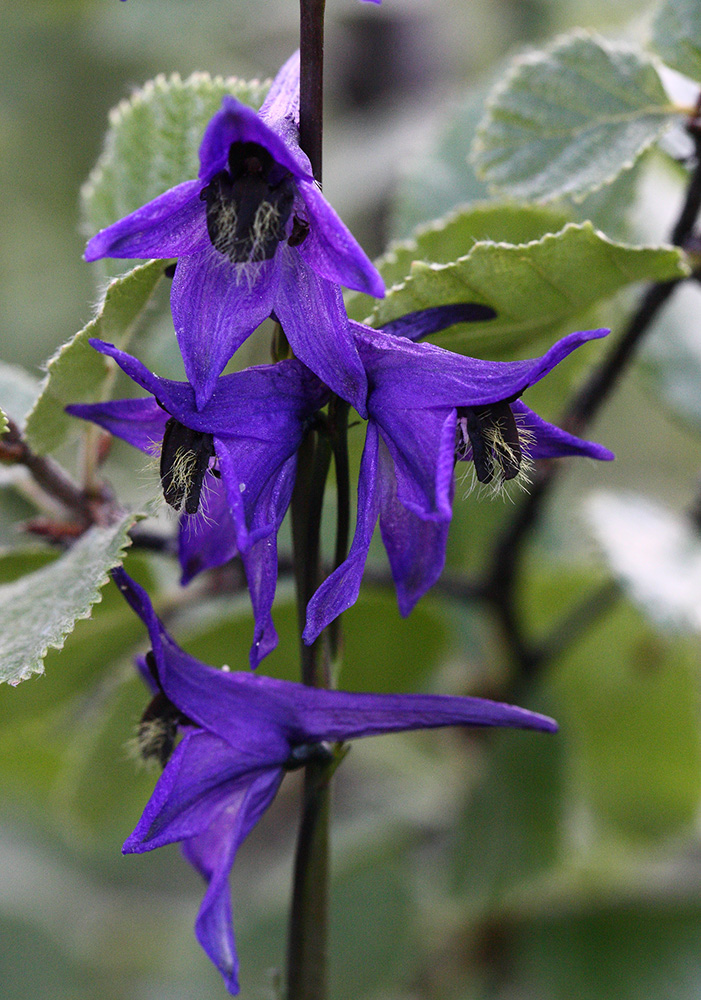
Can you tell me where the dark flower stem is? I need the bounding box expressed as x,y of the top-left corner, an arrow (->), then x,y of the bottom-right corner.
485,126 -> 701,681
291,427 -> 332,689
299,0 -> 325,184
287,2 -> 334,998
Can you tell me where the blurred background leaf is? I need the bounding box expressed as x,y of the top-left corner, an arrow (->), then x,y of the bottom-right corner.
472,31 -> 679,203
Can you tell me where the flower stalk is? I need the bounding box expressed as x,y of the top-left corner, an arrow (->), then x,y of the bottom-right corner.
287,0 -> 334,996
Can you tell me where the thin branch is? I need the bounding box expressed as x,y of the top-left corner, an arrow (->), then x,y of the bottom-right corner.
1,417 -> 103,526
481,126 -> 701,677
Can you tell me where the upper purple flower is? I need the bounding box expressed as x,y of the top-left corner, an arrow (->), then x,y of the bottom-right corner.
67,340 -> 329,666
304,322 -> 615,641
85,53 -> 384,412
113,567 -> 556,995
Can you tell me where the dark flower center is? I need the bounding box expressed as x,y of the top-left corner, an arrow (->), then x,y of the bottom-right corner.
456,401 -> 522,484
199,141 -> 296,263
138,652 -> 196,768
160,417 -> 216,515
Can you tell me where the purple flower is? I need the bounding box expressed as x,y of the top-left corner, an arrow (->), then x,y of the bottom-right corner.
85,53 -> 383,412
304,322 -> 615,642
67,339 -> 329,666
113,567 -> 556,995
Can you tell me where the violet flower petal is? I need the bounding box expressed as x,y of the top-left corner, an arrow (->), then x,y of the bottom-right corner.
356,325 -> 610,410
378,437 -> 451,615
257,50 -> 300,148
124,731 -> 259,851
171,251 -> 279,410
198,95 -> 311,185
274,250 -> 368,416
296,178 -> 385,298
65,397 -> 169,454
85,180 -> 208,261
182,764 -> 284,995
114,569 -> 559,749
241,531 -> 284,669
303,423 -> 381,644
179,475 -> 240,585
379,303 -> 497,342
509,401 -> 615,462
376,406 -> 457,521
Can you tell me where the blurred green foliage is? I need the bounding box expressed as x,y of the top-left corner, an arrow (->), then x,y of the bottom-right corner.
4,1 -> 701,999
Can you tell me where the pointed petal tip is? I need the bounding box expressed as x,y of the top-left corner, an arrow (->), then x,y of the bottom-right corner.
87,337 -> 118,358
528,711 -> 558,733
194,380 -> 216,412
367,269 -> 386,300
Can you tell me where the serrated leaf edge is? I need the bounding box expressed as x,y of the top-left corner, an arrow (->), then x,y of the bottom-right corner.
80,70 -> 271,217
471,28 -> 680,204
6,512 -> 139,686
368,221 -> 690,325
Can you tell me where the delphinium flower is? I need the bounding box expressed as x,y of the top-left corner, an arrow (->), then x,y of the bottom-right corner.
113,566 -> 557,995
67,339 -> 329,665
84,53 -> 384,411
304,321 -> 615,641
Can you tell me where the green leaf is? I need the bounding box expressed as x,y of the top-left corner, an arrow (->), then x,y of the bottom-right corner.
0,512 -> 136,686
0,408 -> 7,438
587,491 -> 701,634
24,259 -> 166,455
652,0 -> 701,84
473,32 -> 678,202
375,201 -> 573,294
367,222 -> 689,356
0,361 -> 41,432
82,71 -> 270,236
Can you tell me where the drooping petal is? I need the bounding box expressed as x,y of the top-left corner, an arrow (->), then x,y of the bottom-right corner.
178,475 -> 240,584
275,251 -> 368,415
378,436 -> 451,615
177,471 -> 286,668
296,179 -> 385,298
113,570 -> 558,763
377,303 -> 496,342
509,401 -> 615,462
198,96 -> 311,185
182,764 -> 284,996
303,422 -> 381,645
356,325 -> 610,410
85,180 -> 208,261
65,397 -> 169,454
375,406 -> 456,521
214,427 -> 300,552
171,251 -> 279,410
123,730 -> 263,852
241,532 -> 283,669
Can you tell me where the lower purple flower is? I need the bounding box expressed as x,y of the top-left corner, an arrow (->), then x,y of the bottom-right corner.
113,567 -> 556,995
